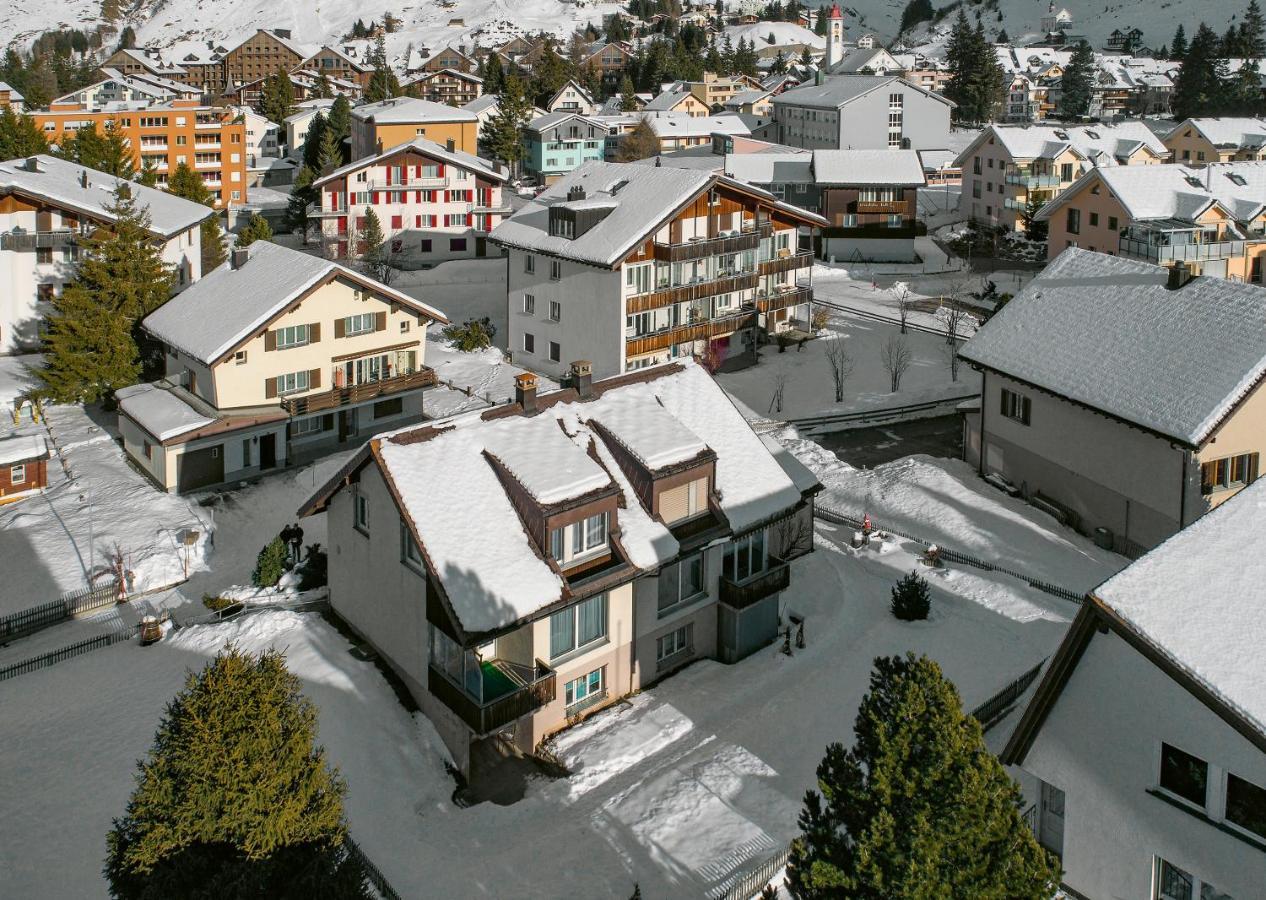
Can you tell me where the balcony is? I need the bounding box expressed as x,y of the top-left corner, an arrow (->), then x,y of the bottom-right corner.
1119,234 -> 1249,263
652,221 -> 772,263
428,658 -> 556,736
719,557 -> 790,610
1,230 -> 80,251
756,285 -> 813,314
280,366 -> 436,416
1004,172 -> 1061,189
625,309 -> 756,356
1003,197 -> 1028,210
627,271 -> 759,314
758,250 -> 813,276
855,200 -> 908,214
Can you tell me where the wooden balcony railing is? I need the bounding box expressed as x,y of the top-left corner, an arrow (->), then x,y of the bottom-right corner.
627,271 -> 759,314
756,286 -> 813,314
758,250 -> 813,276
1,230 -> 81,251
625,309 -> 757,356
719,557 -> 790,610
427,659 -> 557,736
855,200 -> 909,214
653,221 -> 771,262
280,367 -> 436,416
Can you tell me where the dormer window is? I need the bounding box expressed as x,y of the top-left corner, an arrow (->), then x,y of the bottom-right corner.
549,511 -> 609,565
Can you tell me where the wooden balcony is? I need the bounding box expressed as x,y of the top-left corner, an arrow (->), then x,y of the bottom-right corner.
758,250 -> 813,276
1,230 -> 81,251
625,309 -> 756,356
427,659 -> 556,736
280,367 -> 436,416
652,221 -> 772,262
719,557 -> 790,610
756,286 -> 812,314
855,200 -> 909,214
626,271 -> 759,314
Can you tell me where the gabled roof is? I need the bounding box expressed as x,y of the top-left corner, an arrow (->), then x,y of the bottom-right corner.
952,122 -> 1167,169
774,73 -> 954,109
350,96 -> 477,124
312,137 -> 505,188
525,110 -> 608,133
1005,479 -> 1266,763
645,115 -> 751,139
548,80 -> 595,108
811,148 -> 926,185
1036,162 -> 1266,225
643,90 -> 698,112
142,240 -> 447,366
0,155 -> 211,238
959,248 -> 1266,446
1170,116 -> 1266,150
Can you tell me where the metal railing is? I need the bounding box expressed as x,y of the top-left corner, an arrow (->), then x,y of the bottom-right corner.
343,834 -> 402,900
711,844 -> 792,900
0,230 -> 81,251
969,659 -> 1047,731
1004,172 -> 1061,188
719,557 -> 790,610
1118,235 -> 1247,262
427,659 -> 556,736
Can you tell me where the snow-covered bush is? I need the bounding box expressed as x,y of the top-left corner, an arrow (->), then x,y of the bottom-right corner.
442,318 -> 496,352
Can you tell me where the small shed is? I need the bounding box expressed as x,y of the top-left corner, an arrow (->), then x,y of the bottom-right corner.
0,434 -> 49,499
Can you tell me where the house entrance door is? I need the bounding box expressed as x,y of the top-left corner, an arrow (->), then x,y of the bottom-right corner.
1038,780 -> 1065,858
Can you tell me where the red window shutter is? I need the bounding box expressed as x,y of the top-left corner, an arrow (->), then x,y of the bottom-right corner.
356,217 -> 366,230
414,164 -> 421,177
437,163 -> 444,177
329,190 -> 338,208
372,192 -> 380,204
415,190 -> 422,203
391,215 -> 403,229
443,190 -> 449,203
337,216 -> 347,234
399,166 -> 407,185
385,167 -> 392,186
415,214 -> 422,227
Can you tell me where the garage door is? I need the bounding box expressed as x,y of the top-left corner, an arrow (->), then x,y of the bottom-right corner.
178,444 -> 224,492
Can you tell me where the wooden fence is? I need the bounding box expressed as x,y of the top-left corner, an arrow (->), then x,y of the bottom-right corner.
0,582 -> 120,642
0,627 -> 135,682
712,845 -> 791,900
969,659 -> 1047,732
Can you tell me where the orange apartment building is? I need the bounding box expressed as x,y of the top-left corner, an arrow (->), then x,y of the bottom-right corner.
32,102 -> 248,207
350,97 -> 479,160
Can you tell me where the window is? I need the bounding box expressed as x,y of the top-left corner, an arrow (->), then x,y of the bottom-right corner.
142,441 -> 152,460
400,518 -> 423,571
887,214 -> 903,229
353,489 -> 369,534
549,594 -> 608,659
1060,162 -> 1074,181
563,666 -> 605,708
1000,388 -> 1031,425
344,313 -> 375,336
1109,216 -> 1119,231
625,263 -> 651,294
1159,742 -> 1208,808
10,464 -> 25,484
548,300 -> 561,322
1224,772 -> 1266,839
549,511 -> 609,566
1154,858 -> 1228,900
973,157 -> 982,175
1066,208 -> 1081,234
657,552 -> 705,613
522,294 -> 535,315
275,370 -> 310,395
449,238 -> 467,252
550,260 -> 562,281
275,324 -> 310,349
374,397 -> 403,419
1201,452 -> 1258,494
656,623 -> 694,663
548,340 -> 561,363
234,350 -> 248,365
1089,212 -> 1099,227
524,254 -> 535,274
723,530 -> 766,583
523,332 -> 535,353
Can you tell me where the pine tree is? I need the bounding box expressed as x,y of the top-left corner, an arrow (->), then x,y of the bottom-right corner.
898,0 -> 934,35
481,72 -> 532,175
890,570 -> 931,620
786,654 -> 1059,899
317,124 -> 344,176
301,112 -> 328,173
619,74 -> 638,111
1058,40 -> 1095,119
235,213 -> 274,248
1172,24 -> 1227,119
616,118 -> 660,161
104,646 -> 370,899
253,536 -> 289,587
60,118 -> 134,177
0,106 -> 48,159
1245,0 -> 1266,59
37,185 -> 173,402
167,161 -> 212,205
358,208 -> 387,276
1171,23 -> 1188,60
201,216 -> 227,274
314,72 -> 333,99
261,69 -> 295,125
287,164 -> 318,238
326,95 -> 352,161
814,8 -> 828,35
365,36 -> 401,103
771,50 -> 788,75
482,51 -> 505,95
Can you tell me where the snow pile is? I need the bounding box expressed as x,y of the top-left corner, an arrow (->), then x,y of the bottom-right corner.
0,354 -> 39,409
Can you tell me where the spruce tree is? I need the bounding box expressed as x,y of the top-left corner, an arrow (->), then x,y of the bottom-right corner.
890,570 -> 931,620
104,646 -> 369,899
201,216 -> 227,274
619,74 -> 638,111
1058,40 -> 1094,119
1172,24 -> 1226,119
482,72 -> 532,175
786,654 -> 1059,899
1245,0 -> 1266,59
38,185 -> 173,402
317,125 -> 344,176
482,51 -> 505,95
261,69 -> 294,126
60,118 -> 135,177
235,213 -> 273,248
136,158 -> 159,187
167,161 -> 212,205
0,106 -> 48,159
287,164 -> 318,238
1171,24 -> 1188,60
314,72 -> 333,99
302,112 -> 328,173
616,118 -> 660,161
253,536 -> 289,587
326,95 -> 352,164
358,208 -> 387,277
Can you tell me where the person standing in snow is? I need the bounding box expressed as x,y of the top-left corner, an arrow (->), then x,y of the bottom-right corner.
289,523 -> 305,565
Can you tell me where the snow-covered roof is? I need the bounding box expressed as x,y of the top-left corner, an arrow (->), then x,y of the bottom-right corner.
1038,162 -> 1266,225
0,81 -> 23,101
0,433 -> 46,465
724,153 -> 813,185
957,122 -> 1167,167
115,383 -> 215,442
351,96 -> 477,124
462,94 -> 500,115
724,89 -> 773,108
723,21 -> 824,50
0,155 -> 212,239
959,248 -> 1266,446
827,47 -> 901,74
526,110 -> 608,133
1094,478 -> 1266,740
645,115 -> 752,139
811,149 -> 926,185
1172,117 -> 1266,150
643,90 -> 696,112
142,241 -> 447,366
313,137 -> 505,188
326,360 -> 808,634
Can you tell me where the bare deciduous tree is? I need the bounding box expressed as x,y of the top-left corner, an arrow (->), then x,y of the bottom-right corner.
882,335 -> 913,392
774,513 -> 814,560
768,372 -> 787,415
824,339 -> 854,403
890,281 -> 913,334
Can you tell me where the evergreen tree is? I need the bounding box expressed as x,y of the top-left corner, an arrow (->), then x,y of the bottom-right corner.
60,118 -> 134,177
619,74 -> 639,111
945,10 -> 1003,124
530,39 -> 572,107
326,96 -> 352,166
261,68 -> 294,125
104,646 -> 370,899
365,36 -> 401,103
235,213 -> 273,248
1172,24 -> 1227,119
481,73 -> 532,175
201,216 -> 227,274
358,208 -> 388,278
37,185 -> 173,403
771,50 -> 788,75
786,654 -> 1059,899
898,0 -> 934,35
317,123 -> 343,176
286,164 -> 318,239
136,158 -> 158,187
997,28 -> 1010,43
1245,0 -> 1266,59
615,118 -> 660,161
800,46 -> 813,67
814,9 -> 828,35
890,570 -> 931,620
1171,23 -> 1188,60
301,112 -> 328,173
166,162 -> 212,205
253,536 -> 289,587
314,72 -> 333,99
1058,40 -> 1095,119
482,51 -> 505,95
0,106 -> 48,158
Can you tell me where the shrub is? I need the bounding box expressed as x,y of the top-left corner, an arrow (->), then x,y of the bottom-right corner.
252,536 -> 289,588
201,594 -> 236,612
890,570 -> 931,620
811,307 -> 830,332
442,317 -> 496,352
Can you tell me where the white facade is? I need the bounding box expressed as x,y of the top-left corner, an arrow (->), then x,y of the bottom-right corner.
233,106 -> 280,165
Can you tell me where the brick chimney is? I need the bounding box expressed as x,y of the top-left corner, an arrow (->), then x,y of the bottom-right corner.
571,360 -> 594,400
515,372 -> 539,414
231,247 -> 249,270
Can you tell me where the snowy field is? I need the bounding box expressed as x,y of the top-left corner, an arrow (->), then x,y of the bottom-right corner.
393,257 -> 508,338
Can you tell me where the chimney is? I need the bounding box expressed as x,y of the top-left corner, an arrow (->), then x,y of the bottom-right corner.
1166,261 -> 1192,290
446,137 -> 456,152
231,247 -> 249,270
79,170 -> 89,188
24,157 -> 41,173
515,372 -> 539,414
566,185 -> 587,202
571,360 -> 594,400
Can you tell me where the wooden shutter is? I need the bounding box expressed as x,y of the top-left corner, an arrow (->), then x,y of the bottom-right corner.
265,377 -> 277,398
309,322 -> 321,342
374,311 -> 387,332
308,368 -> 321,389
265,329 -> 277,351
334,318 -> 346,339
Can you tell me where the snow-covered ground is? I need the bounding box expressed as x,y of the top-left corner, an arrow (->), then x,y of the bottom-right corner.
394,257 -> 508,338
0,354 -> 39,408
425,338 -> 559,419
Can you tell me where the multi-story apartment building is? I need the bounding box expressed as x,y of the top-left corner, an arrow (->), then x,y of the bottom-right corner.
687,72 -> 763,110
98,47 -> 198,89
579,41 -> 634,92
297,358 -> 819,776
810,149 -> 925,261
350,97 -> 479,160
960,248 -> 1266,556
0,82 -> 24,112
489,161 -> 825,379
311,137 -> 509,264
772,74 -> 953,152
222,29 -> 311,91
1164,117 -> 1266,165
1038,162 -> 1266,280
50,69 -> 198,110
407,69 -> 482,109
417,45 -> 477,74
299,45 -> 374,89
0,155 -> 210,353
123,240 -> 447,491
956,122 -> 1168,231
545,81 -> 597,116
524,112 -> 611,185
32,102 -> 249,207
283,101 -> 336,159
1002,477 -> 1266,900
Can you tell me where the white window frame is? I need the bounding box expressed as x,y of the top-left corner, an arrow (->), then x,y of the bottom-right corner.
1000,388 -> 1031,425
657,552 -> 705,615
656,622 -> 693,663
522,293 -> 536,315
524,254 -> 535,274
344,313 -> 375,336
10,463 -> 26,484
353,488 -> 369,534
550,594 -> 608,660
522,332 -> 535,354
563,665 -> 605,708
291,416 -> 327,437
548,300 -> 561,322
400,517 -> 424,572
275,370 -> 310,396
549,511 -> 609,567
275,323 -> 310,349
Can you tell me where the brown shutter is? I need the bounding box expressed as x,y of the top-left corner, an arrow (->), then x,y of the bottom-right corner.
334,318 -> 346,339
265,377 -> 277,399
264,329 -> 277,351
309,322 -> 321,342
309,368 -> 321,389
374,311 -> 387,332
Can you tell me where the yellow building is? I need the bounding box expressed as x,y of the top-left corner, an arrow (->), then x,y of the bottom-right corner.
1164,117 -> 1266,166
350,96 -> 479,160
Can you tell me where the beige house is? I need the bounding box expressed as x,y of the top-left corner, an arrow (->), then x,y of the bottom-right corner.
642,90 -> 710,118
960,248 -> 1266,557
298,359 -> 819,777
955,122 -> 1167,232
1164,117 -> 1266,166
118,241 -> 447,492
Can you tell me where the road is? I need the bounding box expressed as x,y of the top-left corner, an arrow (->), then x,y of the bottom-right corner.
814,414 -> 964,468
